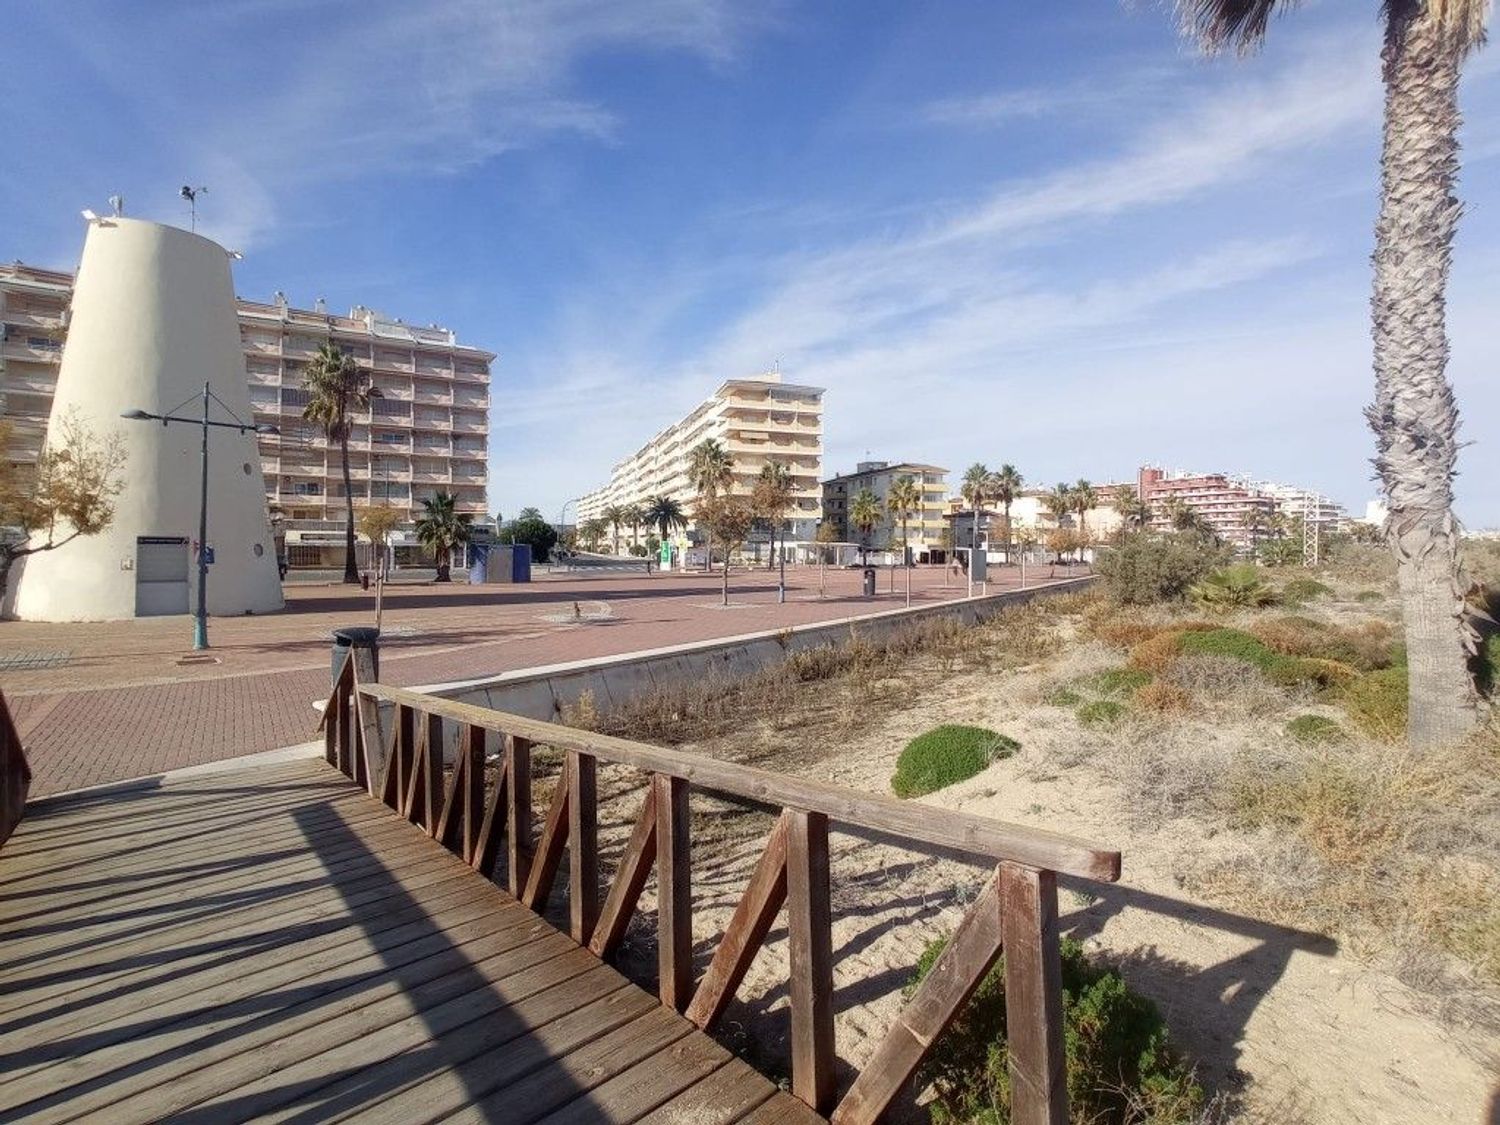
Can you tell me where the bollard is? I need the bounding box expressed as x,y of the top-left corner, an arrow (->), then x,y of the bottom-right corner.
332,626 -> 380,685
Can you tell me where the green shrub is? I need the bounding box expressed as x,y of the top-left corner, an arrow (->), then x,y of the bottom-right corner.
1189,564 -> 1278,610
911,935 -> 1204,1125
1343,667 -> 1408,740
1479,632 -> 1500,698
1043,686 -> 1082,707
1080,667 -> 1152,698
1280,577 -> 1332,605
1095,533 -> 1229,606
1286,714 -> 1346,745
1077,700 -> 1126,726
892,725 -> 1018,797
1177,628 -> 1281,672
1355,589 -> 1385,603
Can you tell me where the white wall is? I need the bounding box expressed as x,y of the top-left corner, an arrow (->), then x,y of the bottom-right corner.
14,218 -> 283,622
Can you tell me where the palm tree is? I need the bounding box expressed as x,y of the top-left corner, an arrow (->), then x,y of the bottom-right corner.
688,438 -> 734,573
1071,479 -> 1098,564
1110,486 -> 1152,536
886,475 -> 922,606
645,495 -> 688,550
1040,484 -> 1072,527
848,488 -> 882,566
302,342 -> 380,583
753,461 -> 795,571
625,504 -> 645,550
601,504 -> 626,554
414,491 -> 472,582
991,464 -> 1023,563
579,517 -> 607,552
1176,1 -> 1489,745
960,463 -> 992,594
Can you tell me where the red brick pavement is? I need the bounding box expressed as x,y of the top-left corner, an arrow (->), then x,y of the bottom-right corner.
4,564 -> 1083,796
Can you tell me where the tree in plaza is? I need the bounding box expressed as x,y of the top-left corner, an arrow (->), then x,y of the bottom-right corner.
848,488 -> 882,565
991,463 -> 1023,563
959,463 -> 992,555
1040,483 -> 1073,538
814,520 -> 842,596
885,474 -> 922,606
0,413 -> 127,600
1175,0 -> 1490,744
752,461 -> 795,571
688,438 -> 734,572
414,490 -> 471,582
579,517 -> 607,552
696,494 -> 754,606
1046,527 -> 1081,565
356,504 -> 400,578
302,342 -> 380,584
602,504 -> 627,554
1071,479 -> 1098,563
498,508 -> 559,563
644,495 -> 688,549
624,504 -> 645,549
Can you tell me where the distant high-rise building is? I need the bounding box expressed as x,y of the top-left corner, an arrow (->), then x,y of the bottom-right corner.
1137,467 -> 1278,551
1,261 -> 493,570
579,372 -> 824,551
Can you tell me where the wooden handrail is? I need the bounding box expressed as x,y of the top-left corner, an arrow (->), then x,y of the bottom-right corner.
318,652 -> 1120,1123
0,689 -> 32,850
357,681 -> 1119,882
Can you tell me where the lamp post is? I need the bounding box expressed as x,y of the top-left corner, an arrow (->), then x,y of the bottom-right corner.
123,382 -> 279,650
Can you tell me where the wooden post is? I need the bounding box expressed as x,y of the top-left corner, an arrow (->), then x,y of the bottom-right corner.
787,809 -> 835,1114
567,751 -> 599,944
421,712 -> 443,837
655,773 -> 692,1012
589,785 -> 657,960
506,735 -> 533,896
521,773 -> 570,911
1000,863 -> 1067,1125
462,724 -> 486,865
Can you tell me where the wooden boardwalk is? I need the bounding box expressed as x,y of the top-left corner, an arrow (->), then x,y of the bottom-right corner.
0,755 -> 818,1124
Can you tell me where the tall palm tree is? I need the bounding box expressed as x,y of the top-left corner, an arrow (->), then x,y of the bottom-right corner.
1040,483 -> 1072,528
886,475 -> 922,606
302,342 -> 380,583
579,517 -> 607,552
754,461 -> 795,570
688,438 -> 734,573
1175,1 -> 1489,745
414,491 -> 472,582
1071,479 -> 1098,563
645,495 -> 688,547
1110,486 -> 1152,536
960,462 -> 992,594
848,488 -> 882,566
625,504 -> 645,550
601,504 -> 626,554
991,464 -> 1023,563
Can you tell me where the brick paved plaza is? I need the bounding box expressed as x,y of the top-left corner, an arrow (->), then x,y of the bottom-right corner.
0,562 -> 1083,796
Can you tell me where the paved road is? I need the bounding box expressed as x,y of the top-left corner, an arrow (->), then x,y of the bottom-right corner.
1,563 -> 1085,796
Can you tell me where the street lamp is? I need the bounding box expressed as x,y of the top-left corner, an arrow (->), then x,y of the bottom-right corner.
123,382 -> 279,650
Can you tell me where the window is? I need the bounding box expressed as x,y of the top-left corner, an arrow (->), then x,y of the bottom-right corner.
371,398 -> 411,418
26,336 -> 60,351
281,387 -> 311,407
374,431 -> 408,446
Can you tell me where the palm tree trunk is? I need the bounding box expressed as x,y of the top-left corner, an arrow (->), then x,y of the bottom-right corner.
722,549 -> 730,606
340,436 -> 358,583
1371,3 -> 1478,748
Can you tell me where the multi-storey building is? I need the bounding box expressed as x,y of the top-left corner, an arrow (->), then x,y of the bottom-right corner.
579,372 -> 823,549
821,461 -> 948,562
1242,478 -> 1349,534
0,263 -> 72,467
1138,466 -> 1276,551
0,264 -> 493,570
238,293 -> 492,567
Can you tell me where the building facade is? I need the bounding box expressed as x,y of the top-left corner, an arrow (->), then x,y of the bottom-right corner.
1138,467 -> 1276,551
2,263 -> 493,570
579,372 -> 823,548
821,461 -> 948,562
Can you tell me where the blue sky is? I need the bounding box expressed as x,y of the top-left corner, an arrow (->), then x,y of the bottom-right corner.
5,1 -> 1498,526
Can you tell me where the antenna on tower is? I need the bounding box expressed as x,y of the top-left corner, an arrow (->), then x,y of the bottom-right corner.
179,185 -> 207,232
1302,492 -> 1320,568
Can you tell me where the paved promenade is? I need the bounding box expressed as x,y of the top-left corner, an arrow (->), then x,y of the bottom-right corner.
1,563 -> 1082,796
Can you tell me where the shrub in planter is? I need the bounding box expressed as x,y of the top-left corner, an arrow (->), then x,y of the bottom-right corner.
892,725 -> 1018,797
910,935 -> 1204,1125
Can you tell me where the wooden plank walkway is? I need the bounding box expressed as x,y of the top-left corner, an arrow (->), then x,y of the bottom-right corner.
0,755 -> 819,1124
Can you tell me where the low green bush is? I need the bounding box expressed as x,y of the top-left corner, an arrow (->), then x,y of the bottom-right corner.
1479,633 -> 1500,698
1177,628 -> 1281,672
1189,564 -> 1278,610
910,935 -> 1204,1125
1080,667 -> 1153,698
892,725 -> 1018,797
1280,577 -> 1333,605
1043,686 -> 1082,707
1095,533 -> 1229,606
1355,589 -> 1385,603
1342,667 -> 1408,740
1077,700 -> 1126,726
1286,714 -> 1346,745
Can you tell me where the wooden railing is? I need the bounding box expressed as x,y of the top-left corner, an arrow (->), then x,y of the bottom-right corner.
0,689 -> 32,850
320,648 -> 1120,1123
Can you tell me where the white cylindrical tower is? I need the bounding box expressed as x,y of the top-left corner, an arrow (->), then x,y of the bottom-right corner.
14,218 -> 284,622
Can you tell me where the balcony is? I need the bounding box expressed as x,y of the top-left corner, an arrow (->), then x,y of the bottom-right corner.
413,387 -> 451,405
2,310 -> 64,330
450,416 -> 487,434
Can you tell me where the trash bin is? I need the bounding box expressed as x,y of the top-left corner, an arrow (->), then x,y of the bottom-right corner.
862,567 -> 877,597
332,626 -> 380,684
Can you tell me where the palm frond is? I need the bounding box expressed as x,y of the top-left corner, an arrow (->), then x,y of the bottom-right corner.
1176,0 -> 1297,54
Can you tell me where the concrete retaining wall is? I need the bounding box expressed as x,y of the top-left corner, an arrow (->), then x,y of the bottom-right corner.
419,576 -> 1095,725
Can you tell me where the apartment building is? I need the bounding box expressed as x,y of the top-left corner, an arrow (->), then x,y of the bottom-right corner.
579,372 -> 823,546
1138,466 -> 1276,551
821,461 -> 949,562
1,263 -> 493,569
1243,478 -> 1349,534
239,293 -> 492,566
944,489 -> 1125,559
0,262 -> 71,466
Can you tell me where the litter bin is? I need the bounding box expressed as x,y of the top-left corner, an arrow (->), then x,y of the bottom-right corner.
332,626 -> 380,684
862,567 -> 877,597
